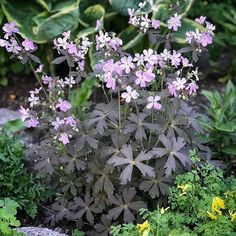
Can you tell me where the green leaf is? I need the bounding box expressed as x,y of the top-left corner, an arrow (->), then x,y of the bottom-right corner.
109,0 -> 143,16
69,77 -> 96,107
1,0 -> 80,43
222,145 -> 236,156
215,123 -> 234,132
83,4 -> 105,25
77,27 -> 96,38
3,119 -> 24,133
174,18 -> 205,44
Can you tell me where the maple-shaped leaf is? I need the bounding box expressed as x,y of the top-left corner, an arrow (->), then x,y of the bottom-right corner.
76,122 -> 99,149
107,187 -> 146,223
86,160 -> 115,195
89,215 -> 113,236
34,143 -> 59,175
100,132 -> 130,158
124,113 -> 159,141
60,144 -> 86,174
87,102 -> 118,135
45,198 -> 76,226
152,134 -> 190,176
60,175 -> 83,196
139,161 -> 173,198
74,191 -> 102,225
107,144 -> 155,184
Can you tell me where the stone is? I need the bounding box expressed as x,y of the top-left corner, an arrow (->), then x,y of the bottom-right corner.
0,108 -> 20,125
17,227 -> 68,236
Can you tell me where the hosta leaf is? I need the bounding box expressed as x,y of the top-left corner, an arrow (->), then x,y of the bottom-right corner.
109,0 -> 143,16
83,4 -> 105,25
1,0 -> 80,43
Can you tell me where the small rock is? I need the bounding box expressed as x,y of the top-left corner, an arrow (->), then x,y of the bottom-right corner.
0,108 -> 20,125
17,227 -> 68,236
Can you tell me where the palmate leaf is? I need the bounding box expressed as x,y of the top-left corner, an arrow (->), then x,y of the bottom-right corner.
152,134 -> 190,176
139,161 -> 173,198
124,113 -> 159,141
107,144 -> 155,184
107,187 -> 146,223
74,191 -> 102,225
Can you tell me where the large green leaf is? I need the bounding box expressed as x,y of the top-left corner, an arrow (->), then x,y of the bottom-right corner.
222,145 -> 236,156
109,0 -> 143,16
1,0 -> 80,43
69,77 -> 97,107
83,4 -> 105,25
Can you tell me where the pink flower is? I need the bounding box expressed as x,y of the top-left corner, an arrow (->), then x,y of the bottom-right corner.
19,106 -> 30,121
199,33 -> 212,47
143,49 -> 157,65
121,86 -> 139,103
5,39 -> 21,54
62,31 -> 71,39
167,83 -> 177,97
186,81 -> 199,95
56,98 -> 71,112
186,31 -> 194,44
161,49 -> 171,61
120,56 -> 135,74
170,50 -> 181,67
58,133 -> 70,145
147,95 -> 161,110
52,117 -> 65,130
95,19 -> 102,31
152,19 -> 160,29
64,116 -> 76,127
167,13 -> 181,31
181,57 -> 193,67
2,22 -> 19,39
104,76 -> 116,90
42,75 -> 53,89
135,69 -> 155,87
195,16 -> 206,25
25,117 -> 39,128
67,43 -> 77,54
35,64 -> 44,73
173,77 -> 186,90
22,38 -> 36,51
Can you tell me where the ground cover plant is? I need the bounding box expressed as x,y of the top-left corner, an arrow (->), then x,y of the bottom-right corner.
0,132 -> 46,219
111,163 -> 236,236
0,1 -> 216,233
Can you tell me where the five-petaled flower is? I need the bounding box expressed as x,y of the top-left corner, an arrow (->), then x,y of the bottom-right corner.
121,86 -> 139,103
58,133 -> 70,145
56,98 -> 71,112
167,13 -> 181,31
146,95 -> 161,110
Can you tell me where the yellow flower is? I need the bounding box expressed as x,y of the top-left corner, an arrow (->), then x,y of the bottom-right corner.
177,183 -> 191,196
160,207 -> 170,214
137,220 -> 150,235
207,211 -> 217,220
211,197 -> 224,215
229,210 -> 236,222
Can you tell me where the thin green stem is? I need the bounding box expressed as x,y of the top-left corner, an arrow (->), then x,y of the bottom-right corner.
118,90 -> 122,133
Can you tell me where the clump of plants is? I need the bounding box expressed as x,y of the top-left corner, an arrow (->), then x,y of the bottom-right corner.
0,2 -> 215,233
0,132 -> 45,218
199,80 -> 236,169
0,198 -> 23,236
111,163 -> 236,236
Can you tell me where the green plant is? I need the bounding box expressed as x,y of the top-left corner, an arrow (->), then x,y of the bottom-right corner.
199,80 -> 236,166
111,163 -> 236,236
0,132 -> 46,218
0,198 -> 23,236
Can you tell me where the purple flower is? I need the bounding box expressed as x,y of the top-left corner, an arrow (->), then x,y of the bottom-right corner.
170,50 -> 181,67
181,57 -> 193,67
52,117 -> 65,130
195,16 -> 206,25
167,82 -> 177,97
67,43 -> 77,54
62,31 -> 71,39
143,49 -> 157,65
104,76 -> 116,90
35,64 -> 44,73
186,31 -> 194,44
42,75 -> 53,88
152,19 -> 160,29
161,49 -> 171,61
64,116 -> 76,127
109,37 -> 123,51
56,98 -> 71,112
28,93 -> 39,107
2,22 -> 19,39
167,13 -> 181,31
121,86 -> 139,103
199,33 -> 212,47
120,56 -> 135,74
135,69 -> 155,87
22,38 -> 36,51
58,133 -> 70,145
186,81 -> 199,95
25,117 -> 39,128
19,106 -> 30,121
173,77 -> 186,90
95,19 -> 103,31
146,95 -> 161,110
5,39 -> 21,54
